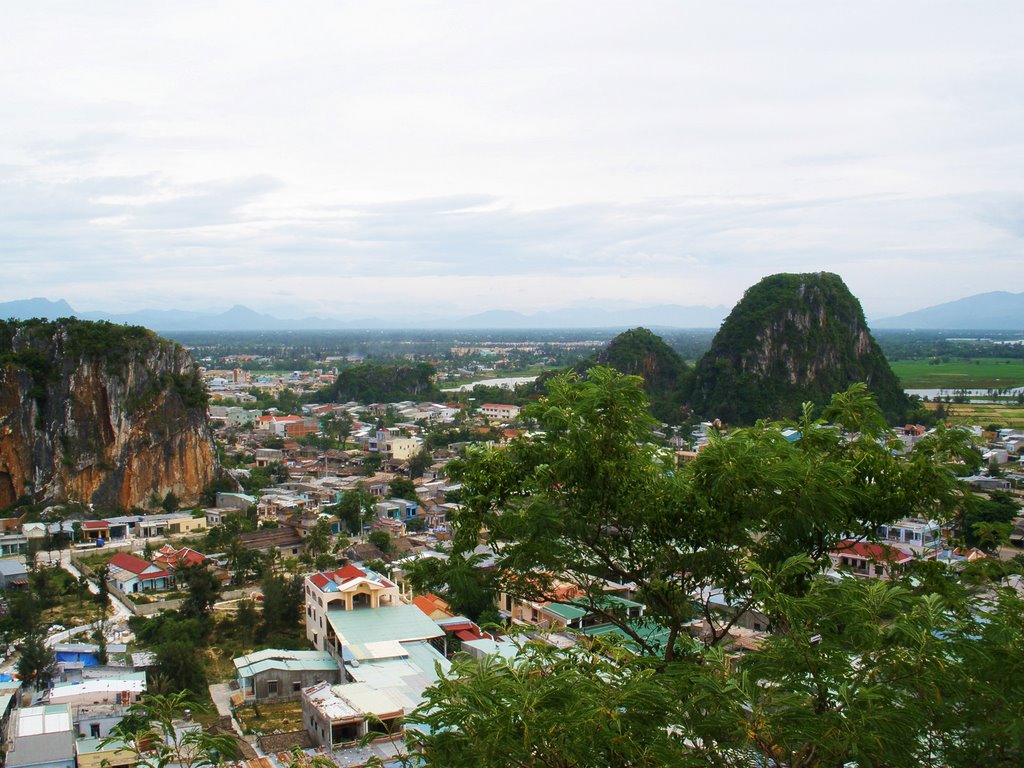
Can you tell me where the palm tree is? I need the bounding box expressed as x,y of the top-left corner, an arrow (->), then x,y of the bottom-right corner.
102,693 -> 239,768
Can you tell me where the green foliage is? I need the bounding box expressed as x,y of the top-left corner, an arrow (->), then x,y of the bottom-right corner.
404,515 -> 427,533
103,692 -> 238,768
368,530 -> 392,555
129,612 -> 207,647
961,490 -> 1020,549
324,361 -> 440,403
448,367 -> 969,644
200,473 -> 240,506
401,368 -> 1024,767
406,448 -> 433,478
177,564 -> 222,621
232,599 -> 259,647
161,490 -> 180,513
388,477 -> 417,500
688,272 -> 909,425
16,630 -> 56,690
402,550 -> 497,622
588,326 -> 691,422
324,489 -> 376,534
258,573 -> 303,641
154,642 -> 209,697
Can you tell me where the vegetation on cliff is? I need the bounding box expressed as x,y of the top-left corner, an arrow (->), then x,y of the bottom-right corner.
590,327 -> 690,422
687,272 -> 909,424
0,318 -> 215,511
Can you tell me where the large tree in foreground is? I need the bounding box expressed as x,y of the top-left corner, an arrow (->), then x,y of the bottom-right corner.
439,368 -> 974,659
396,367 -> 1022,767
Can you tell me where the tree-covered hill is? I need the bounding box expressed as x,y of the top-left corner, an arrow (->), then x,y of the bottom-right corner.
687,272 -> 908,425
322,361 -> 440,403
570,327 -> 690,422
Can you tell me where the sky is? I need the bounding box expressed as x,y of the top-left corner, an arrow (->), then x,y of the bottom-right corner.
1,1 -> 1022,320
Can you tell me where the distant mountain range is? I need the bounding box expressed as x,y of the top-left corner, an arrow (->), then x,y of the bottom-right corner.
0,297 -> 730,331
2,291 -> 1021,331
872,291 -> 1024,331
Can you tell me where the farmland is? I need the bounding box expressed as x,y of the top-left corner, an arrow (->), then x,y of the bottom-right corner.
890,357 -> 1024,390
923,400 -> 1024,430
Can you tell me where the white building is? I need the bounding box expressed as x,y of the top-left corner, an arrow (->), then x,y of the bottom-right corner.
479,403 -> 520,421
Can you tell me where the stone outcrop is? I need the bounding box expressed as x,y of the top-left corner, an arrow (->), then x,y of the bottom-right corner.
0,319 -> 216,510
687,272 -> 908,425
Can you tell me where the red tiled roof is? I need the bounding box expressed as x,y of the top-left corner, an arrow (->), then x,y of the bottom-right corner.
334,564 -> 366,583
455,630 -> 482,642
413,595 -> 444,616
310,573 -> 330,589
833,540 -> 913,564
107,552 -> 152,575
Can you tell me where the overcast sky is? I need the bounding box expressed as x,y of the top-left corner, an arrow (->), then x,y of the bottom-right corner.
2,2 -> 1022,319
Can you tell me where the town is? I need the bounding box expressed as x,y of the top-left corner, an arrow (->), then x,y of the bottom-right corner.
1,334 -> 1023,767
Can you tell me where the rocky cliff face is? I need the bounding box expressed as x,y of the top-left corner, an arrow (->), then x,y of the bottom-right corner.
0,319 -> 216,511
687,273 -> 908,425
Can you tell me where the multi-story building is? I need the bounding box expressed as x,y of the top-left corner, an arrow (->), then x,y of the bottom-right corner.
876,518 -> 942,557
479,403 -> 520,421
304,565 -> 403,651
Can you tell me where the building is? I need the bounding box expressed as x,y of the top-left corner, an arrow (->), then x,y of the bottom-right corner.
304,565 -> 402,650
301,636 -> 450,749
479,403 -> 520,421
374,498 -> 419,525
215,492 -> 257,512
234,649 -> 341,703
0,557 -> 29,588
237,527 -> 305,558
79,521 -> 110,543
0,532 -> 29,557
74,738 -> 137,768
876,518 -> 942,557
829,540 -> 914,580
134,512 -> 205,538
47,677 -> 146,739
389,437 -> 423,461
106,553 -> 174,594
6,705 -> 76,768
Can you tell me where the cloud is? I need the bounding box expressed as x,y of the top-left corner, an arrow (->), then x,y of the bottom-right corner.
1,2 -> 1023,316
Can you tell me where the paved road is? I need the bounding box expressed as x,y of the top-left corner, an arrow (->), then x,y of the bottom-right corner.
208,682 -> 245,735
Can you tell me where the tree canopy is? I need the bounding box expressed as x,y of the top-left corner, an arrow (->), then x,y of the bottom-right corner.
398,366 -> 1023,767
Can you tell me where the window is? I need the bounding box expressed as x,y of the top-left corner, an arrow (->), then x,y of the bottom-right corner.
268,680 -> 279,695
293,681 -> 302,692
90,723 -> 101,738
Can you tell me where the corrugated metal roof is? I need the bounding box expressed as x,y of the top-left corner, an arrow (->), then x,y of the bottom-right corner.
326,605 -> 443,658
15,705 -> 72,737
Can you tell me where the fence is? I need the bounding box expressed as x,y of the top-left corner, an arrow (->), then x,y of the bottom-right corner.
70,552 -> 260,617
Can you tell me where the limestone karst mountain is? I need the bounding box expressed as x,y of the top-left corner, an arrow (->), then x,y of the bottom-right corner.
688,272 -> 908,425
0,318 -> 216,510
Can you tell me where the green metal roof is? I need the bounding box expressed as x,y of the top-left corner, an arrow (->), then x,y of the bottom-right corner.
327,604 -> 444,652
234,649 -> 338,678
545,595 -> 645,622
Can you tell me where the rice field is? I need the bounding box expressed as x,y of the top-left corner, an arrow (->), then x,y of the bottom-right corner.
890,358 -> 1024,390
924,400 -> 1024,429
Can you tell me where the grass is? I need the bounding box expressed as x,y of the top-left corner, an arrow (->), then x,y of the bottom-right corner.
234,699 -> 305,734
42,593 -> 107,630
891,358 -> 1024,389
